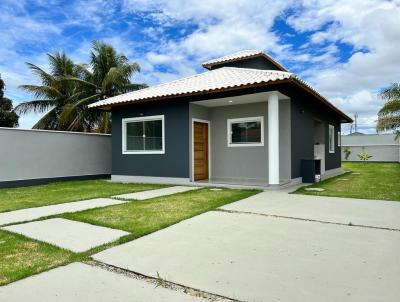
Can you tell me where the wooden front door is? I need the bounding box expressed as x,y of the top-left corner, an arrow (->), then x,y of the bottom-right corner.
193,122 -> 209,181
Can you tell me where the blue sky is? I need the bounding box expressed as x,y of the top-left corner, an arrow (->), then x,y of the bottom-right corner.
1,0 -> 399,133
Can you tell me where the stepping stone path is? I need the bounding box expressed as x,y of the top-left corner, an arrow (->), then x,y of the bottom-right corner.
0,262 -> 206,302
305,188 -> 325,192
0,198 -> 127,226
2,218 -> 129,252
113,186 -> 201,200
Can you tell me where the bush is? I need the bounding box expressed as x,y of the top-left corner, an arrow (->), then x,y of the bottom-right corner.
357,152 -> 372,161
343,146 -> 351,160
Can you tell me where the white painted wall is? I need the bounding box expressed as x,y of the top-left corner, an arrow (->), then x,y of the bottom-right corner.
341,133 -> 399,162
0,128 -> 112,182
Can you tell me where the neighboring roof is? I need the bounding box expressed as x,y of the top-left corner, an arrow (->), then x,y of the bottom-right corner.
348,131 -> 365,136
89,66 -> 352,123
201,50 -> 288,71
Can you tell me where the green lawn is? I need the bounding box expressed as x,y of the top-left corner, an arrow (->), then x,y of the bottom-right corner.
295,162 -> 400,201
59,188 -> 259,250
0,230 -> 75,285
1,187 -> 259,285
0,180 -> 166,213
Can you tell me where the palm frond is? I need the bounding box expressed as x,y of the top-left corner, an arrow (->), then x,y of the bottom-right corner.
380,83 -> 400,101
378,99 -> 400,116
60,76 -> 99,89
48,52 -> 75,78
25,63 -> 54,86
32,107 -> 58,129
18,84 -> 63,99
15,99 -> 56,115
97,111 -> 111,133
73,64 -> 93,80
66,111 -> 86,132
376,116 -> 400,132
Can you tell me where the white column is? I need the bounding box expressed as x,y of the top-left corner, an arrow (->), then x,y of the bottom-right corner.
268,92 -> 280,185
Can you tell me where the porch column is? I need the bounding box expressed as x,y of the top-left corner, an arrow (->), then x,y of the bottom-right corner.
268,92 -> 280,185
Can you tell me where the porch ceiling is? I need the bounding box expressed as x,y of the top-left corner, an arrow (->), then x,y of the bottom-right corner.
191,91 -> 289,108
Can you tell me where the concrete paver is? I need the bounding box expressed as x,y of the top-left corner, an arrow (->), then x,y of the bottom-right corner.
221,191 -> 400,230
113,186 -> 201,200
0,262 -> 206,302
93,210 -> 400,302
2,218 -> 129,252
0,198 -> 127,226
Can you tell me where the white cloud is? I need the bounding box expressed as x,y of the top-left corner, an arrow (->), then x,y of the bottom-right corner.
287,0 -> 400,132
1,0 -> 399,133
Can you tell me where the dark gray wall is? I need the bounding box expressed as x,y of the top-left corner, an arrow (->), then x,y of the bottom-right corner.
112,100 -> 190,178
290,96 -> 342,178
208,57 -> 280,71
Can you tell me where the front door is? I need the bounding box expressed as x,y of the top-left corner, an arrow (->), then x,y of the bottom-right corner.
193,122 -> 209,181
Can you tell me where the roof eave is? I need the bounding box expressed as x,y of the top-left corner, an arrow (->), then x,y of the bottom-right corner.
90,78 -> 352,123
89,79 -> 291,110
289,78 -> 353,123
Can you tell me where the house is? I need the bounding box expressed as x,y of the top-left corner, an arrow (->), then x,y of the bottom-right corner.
89,50 -> 352,187
342,133 -> 400,162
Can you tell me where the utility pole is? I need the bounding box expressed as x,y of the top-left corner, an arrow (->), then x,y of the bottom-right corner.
354,113 -> 358,133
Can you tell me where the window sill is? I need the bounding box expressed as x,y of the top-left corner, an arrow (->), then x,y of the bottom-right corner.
227,143 -> 264,148
123,151 -> 165,155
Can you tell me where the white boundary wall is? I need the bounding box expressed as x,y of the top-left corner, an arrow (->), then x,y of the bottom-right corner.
341,133 -> 399,162
0,127 -> 111,185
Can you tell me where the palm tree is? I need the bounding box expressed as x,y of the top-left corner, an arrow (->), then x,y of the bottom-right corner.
15,52 -> 82,130
377,83 -> 400,139
60,41 -> 147,133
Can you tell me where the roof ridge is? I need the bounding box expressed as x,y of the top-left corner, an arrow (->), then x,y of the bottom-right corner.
202,50 -> 263,65
220,66 -> 292,75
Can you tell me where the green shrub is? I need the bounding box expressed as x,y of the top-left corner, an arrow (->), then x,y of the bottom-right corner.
357,152 -> 372,161
343,146 -> 351,160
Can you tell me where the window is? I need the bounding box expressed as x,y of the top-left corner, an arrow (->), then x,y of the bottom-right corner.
328,124 -> 335,153
337,131 -> 341,147
122,115 -> 165,154
227,116 -> 264,147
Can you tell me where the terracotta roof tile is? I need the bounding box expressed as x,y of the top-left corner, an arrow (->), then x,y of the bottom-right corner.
89,67 -> 292,108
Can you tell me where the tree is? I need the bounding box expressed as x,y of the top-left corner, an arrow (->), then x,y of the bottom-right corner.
15,52 -> 81,130
60,41 -> 146,133
376,83 -> 400,139
16,42 -> 146,133
0,75 -> 19,127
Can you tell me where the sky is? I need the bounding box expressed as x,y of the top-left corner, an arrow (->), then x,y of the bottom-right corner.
1,0 -> 399,134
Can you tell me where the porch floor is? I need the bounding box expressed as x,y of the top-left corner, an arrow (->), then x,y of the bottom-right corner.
193,178 -> 301,191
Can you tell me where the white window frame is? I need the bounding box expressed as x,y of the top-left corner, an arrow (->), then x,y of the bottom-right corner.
328,124 -> 335,153
122,115 -> 165,154
227,116 -> 264,147
337,131 -> 341,147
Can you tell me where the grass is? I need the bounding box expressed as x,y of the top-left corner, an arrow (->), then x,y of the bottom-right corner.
60,188 -> 259,238
0,180 -> 166,213
0,230 -> 76,285
295,162 -> 400,201
0,187 -> 259,285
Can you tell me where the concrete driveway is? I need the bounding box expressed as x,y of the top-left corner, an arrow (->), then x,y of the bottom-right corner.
93,191 -> 400,302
